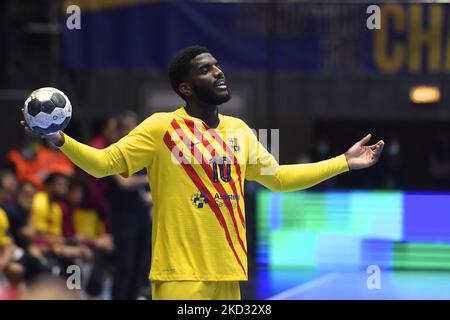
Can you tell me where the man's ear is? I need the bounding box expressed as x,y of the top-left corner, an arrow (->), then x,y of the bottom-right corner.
179,82 -> 192,98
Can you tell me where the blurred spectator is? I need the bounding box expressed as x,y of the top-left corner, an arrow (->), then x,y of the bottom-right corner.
4,181 -> 49,282
6,132 -> 74,189
31,173 -> 69,242
109,111 -> 152,300
383,135 -> 402,189
0,171 -> 16,207
74,116 -> 120,241
5,181 -> 37,249
90,116 -> 119,149
0,171 -> 23,285
65,176 -> 114,298
0,209 -> 23,286
429,134 -> 450,190
31,173 -> 91,276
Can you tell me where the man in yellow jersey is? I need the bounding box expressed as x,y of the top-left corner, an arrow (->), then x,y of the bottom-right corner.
21,46 -> 384,300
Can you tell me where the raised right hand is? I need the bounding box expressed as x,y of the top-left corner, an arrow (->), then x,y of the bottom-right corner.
20,107 -> 65,147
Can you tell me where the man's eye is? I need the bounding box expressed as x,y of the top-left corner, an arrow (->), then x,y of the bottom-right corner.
200,67 -> 209,74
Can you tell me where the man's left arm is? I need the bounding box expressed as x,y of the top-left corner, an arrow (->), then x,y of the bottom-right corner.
247,133 -> 384,192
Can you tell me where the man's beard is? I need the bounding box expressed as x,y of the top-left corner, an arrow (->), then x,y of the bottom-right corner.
192,83 -> 231,105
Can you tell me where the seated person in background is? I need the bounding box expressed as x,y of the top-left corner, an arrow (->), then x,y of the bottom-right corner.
0,170 -> 23,285
6,182 -> 41,253
64,176 -> 114,297
7,133 -> 74,190
5,181 -> 48,281
66,177 -> 113,252
31,173 -> 91,275
0,207 -> 24,285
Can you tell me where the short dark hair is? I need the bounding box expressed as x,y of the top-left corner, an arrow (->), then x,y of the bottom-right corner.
44,173 -> 68,187
16,180 -> 36,194
168,45 -> 210,100
69,176 -> 90,200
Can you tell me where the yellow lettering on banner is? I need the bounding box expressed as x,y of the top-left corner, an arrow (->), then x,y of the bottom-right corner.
374,4 -> 405,73
409,4 -> 443,73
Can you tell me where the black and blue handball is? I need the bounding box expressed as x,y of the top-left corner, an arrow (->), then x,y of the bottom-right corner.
23,87 -> 72,135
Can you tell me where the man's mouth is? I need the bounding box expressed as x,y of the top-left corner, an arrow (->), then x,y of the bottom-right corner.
214,79 -> 227,89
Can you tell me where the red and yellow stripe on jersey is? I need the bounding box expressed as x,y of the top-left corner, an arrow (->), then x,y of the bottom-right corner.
160,114 -> 249,279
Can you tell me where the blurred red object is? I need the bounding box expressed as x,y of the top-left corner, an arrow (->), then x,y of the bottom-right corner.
0,283 -> 20,300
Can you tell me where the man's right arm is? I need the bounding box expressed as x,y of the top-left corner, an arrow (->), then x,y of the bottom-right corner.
57,133 -> 127,178
22,112 -> 162,178
20,118 -> 126,178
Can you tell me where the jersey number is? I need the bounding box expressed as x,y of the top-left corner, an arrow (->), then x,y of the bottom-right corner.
210,157 -> 231,183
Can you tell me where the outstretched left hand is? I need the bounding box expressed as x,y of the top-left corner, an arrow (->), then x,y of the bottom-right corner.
345,134 -> 384,170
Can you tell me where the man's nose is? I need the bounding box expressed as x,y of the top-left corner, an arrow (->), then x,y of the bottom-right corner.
213,66 -> 224,78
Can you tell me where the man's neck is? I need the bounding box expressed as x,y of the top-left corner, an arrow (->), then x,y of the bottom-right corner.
185,101 -> 219,128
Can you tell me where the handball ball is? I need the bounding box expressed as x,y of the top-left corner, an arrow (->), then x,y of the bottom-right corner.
23,87 -> 72,135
